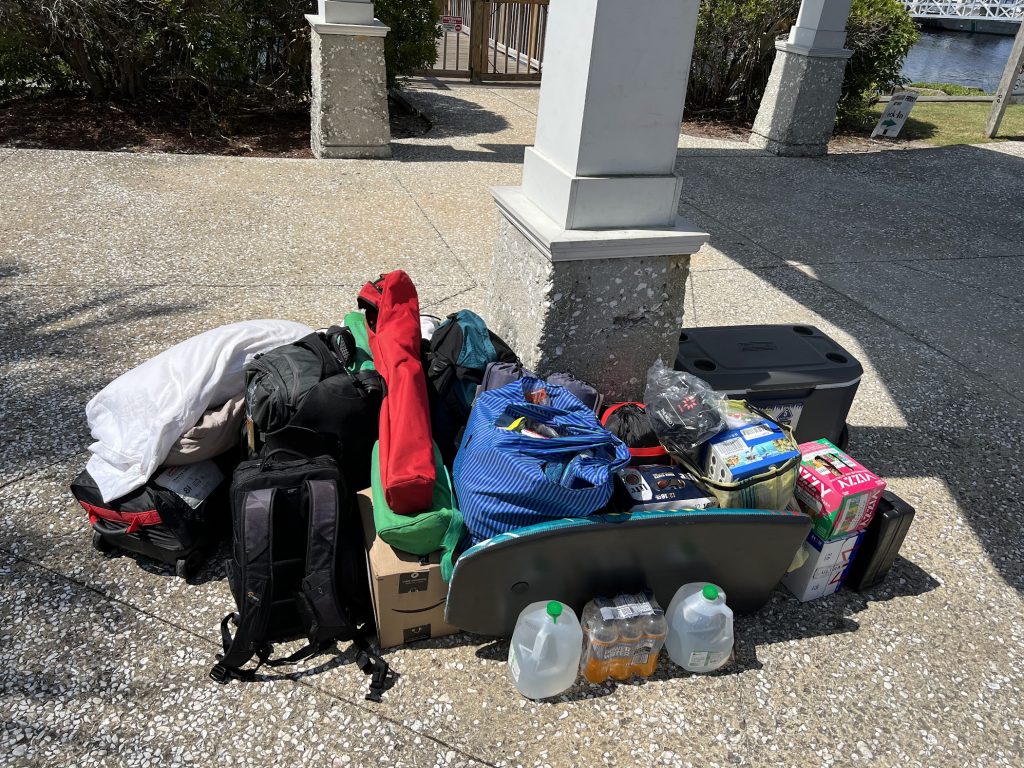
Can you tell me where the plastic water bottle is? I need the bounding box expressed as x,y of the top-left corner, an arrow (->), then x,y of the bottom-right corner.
665,582 -> 734,673
508,601 -> 583,699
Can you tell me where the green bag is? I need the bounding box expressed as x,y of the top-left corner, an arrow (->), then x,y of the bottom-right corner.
371,441 -> 464,581
343,311 -> 376,373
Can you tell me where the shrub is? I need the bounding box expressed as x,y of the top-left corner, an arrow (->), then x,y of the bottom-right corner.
0,0 -> 439,104
686,0 -> 918,127
376,0 -> 441,88
839,0 -> 920,124
687,0 -> 800,119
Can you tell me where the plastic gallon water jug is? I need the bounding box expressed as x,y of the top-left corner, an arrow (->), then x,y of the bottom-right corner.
665,582 -> 734,673
508,600 -> 583,699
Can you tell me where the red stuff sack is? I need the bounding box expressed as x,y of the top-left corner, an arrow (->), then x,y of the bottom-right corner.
358,270 -> 436,513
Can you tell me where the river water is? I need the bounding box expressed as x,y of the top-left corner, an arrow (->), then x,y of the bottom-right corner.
901,30 -> 1015,92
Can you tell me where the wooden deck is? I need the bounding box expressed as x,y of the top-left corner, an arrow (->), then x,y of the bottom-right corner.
425,27 -> 543,80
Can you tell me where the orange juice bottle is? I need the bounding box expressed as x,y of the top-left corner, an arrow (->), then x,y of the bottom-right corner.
609,616 -> 642,680
631,601 -> 668,678
580,600 -> 618,683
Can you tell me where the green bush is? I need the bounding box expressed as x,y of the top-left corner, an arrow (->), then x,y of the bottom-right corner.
0,0 -> 439,104
686,0 -> 919,127
840,0 -> 920,124
687,0 -> 800,119
376,0 -> 441,88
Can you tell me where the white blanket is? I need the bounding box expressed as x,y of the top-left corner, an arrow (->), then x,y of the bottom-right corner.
86,320 -> 313,502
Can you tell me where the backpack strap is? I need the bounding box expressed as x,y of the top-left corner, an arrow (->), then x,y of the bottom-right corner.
210,488 -> 276,683
324,326 -> 357,369
294,334 -> 345,380
295,479 -> 351,644
297,479 -> 391,701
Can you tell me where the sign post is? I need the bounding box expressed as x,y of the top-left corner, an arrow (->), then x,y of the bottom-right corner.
871,92 -> 918,139
986,21 -> 1024,138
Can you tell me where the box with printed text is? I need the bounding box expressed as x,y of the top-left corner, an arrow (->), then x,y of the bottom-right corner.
795,439 -> 885,540
703,411 -> 800,484
782,530 -> 864,602
358,490 -> 458,649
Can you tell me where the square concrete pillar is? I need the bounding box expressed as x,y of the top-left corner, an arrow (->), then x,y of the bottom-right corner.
307,2 -> 391,159
750,0 -> 853,158
487,0 -> 708,401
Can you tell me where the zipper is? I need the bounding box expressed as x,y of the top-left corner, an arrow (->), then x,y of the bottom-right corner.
249,358 -> 293,430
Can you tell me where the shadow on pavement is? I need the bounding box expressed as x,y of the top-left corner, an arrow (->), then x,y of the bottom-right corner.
0,266 -> 197,486
679,141 -> 1024,594
400,91 -> 511,140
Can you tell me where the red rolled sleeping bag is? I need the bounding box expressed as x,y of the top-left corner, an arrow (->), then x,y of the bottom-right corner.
358,270 -> 436,514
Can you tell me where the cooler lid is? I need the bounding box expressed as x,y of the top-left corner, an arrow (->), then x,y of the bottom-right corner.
675,325 -> 863,393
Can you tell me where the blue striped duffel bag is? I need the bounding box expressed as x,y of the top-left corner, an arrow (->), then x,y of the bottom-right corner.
453,376 -> 630,544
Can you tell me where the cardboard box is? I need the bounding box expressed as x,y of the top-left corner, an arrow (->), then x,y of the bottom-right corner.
358,490 -> 458,649
794,439 -> 885,540
703,416 -> 799,484
782,530 -> 864,602
613,465 -> 717,512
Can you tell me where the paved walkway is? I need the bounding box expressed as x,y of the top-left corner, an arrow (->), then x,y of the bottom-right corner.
1,83 -> 1022,768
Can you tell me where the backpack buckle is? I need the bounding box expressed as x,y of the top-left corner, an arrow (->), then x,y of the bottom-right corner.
209,663 -> 231,684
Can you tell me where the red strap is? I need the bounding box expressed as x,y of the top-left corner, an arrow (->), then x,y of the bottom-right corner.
600,401 -> 644,425
79,500 -> 162,532
629,445 -> 671,459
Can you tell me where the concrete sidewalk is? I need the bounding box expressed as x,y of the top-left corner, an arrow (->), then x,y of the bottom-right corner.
1,82 -> 1023,767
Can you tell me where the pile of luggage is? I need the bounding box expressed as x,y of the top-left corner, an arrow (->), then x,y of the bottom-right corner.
68,270 -> 915,701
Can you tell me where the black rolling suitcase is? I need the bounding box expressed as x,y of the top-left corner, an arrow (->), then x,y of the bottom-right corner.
845,490 -> 916,591
71,459 -> 231,579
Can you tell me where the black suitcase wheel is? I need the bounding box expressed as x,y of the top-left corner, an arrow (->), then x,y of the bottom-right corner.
175,551 -> 203,580
91,530 -> 113,555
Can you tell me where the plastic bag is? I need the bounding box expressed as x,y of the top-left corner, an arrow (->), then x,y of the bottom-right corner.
643,358 -> 725,454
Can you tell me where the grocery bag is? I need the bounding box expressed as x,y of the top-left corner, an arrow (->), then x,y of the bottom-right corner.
672,401 -> 800,510
454,377 -> 630,544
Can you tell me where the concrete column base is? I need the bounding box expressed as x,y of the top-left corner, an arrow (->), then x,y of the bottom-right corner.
487,190 -> 703,401
750,42 -> 852,158
308,18 -> 391,159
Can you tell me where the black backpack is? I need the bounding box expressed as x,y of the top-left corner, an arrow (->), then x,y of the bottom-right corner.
211,451 -> 389,700
424,310 -> 519,465
245,328 -> 384,491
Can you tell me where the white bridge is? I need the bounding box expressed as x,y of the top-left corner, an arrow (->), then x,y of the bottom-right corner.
903,1 -> 1024,20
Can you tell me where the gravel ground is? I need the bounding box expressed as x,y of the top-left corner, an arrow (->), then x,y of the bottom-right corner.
1,84 -> 1023,767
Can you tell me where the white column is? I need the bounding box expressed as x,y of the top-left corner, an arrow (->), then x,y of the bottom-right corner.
749,0 -> 853,157
487,0 -> 707,400
307,0 -> 391,159
514,0 -> 701,231
787,0 -> 853,53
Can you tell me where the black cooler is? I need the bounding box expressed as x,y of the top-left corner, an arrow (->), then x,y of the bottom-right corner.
675,325 -> 862,448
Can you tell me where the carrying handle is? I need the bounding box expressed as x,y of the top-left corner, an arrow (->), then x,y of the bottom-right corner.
259,447 -> 311,470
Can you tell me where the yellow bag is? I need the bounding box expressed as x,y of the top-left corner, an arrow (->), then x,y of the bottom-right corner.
673,401 -> 800,511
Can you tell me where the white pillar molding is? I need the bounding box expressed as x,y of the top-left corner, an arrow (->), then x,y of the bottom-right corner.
486,0 -> 707,400
306,0 -> 392,159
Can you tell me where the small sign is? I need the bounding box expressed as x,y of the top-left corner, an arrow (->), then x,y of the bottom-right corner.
871,92 -> 918,139
441,15 -> 463,33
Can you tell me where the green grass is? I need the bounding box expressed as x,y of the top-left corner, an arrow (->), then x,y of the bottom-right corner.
909,81 -> 988,96
850,101 -> 1024,146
